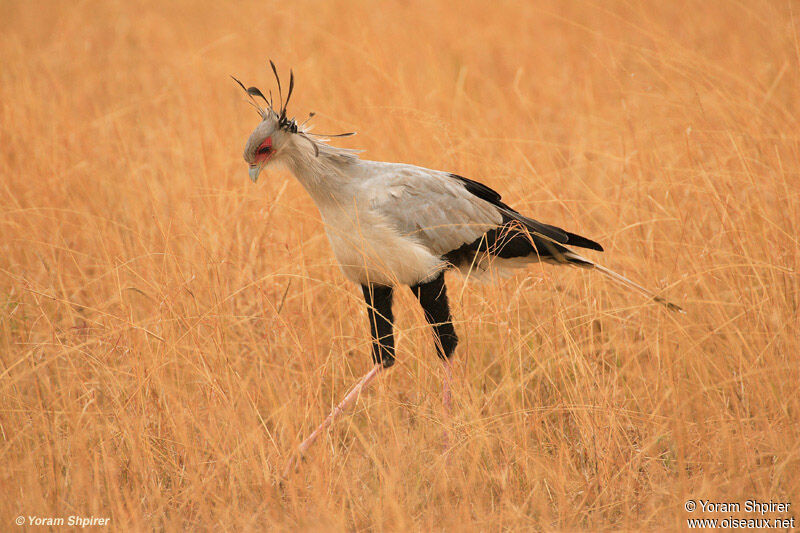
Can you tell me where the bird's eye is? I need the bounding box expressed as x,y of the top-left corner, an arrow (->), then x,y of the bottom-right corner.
255,136 -> 273,159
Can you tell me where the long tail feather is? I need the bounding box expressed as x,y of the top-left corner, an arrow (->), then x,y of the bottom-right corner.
565,252 -> 684,313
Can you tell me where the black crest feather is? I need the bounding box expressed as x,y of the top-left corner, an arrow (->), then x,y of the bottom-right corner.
284,70 -> 294,115
232,62 -> 358,150
247,86 -> 269,105
231,75 -> 248,93
269,59 -> 283,111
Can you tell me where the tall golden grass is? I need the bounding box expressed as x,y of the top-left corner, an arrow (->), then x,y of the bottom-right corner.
1,0 -> 799,530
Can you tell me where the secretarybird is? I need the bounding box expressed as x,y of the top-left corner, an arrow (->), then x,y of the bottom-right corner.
233,63 -> 682,474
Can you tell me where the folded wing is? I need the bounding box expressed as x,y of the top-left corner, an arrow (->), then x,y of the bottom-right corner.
367,167 -> 602,263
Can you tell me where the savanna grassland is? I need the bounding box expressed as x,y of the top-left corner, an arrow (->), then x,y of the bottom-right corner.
1,1 -> 799,530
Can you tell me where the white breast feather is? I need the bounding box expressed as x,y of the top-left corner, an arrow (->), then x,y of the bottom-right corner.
314,162 -> 505,286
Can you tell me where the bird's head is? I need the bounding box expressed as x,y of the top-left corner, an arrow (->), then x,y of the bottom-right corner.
234,61 -> 353,183
241,108 -> 292,183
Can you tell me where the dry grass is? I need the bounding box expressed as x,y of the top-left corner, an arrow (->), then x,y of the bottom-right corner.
2,1 -> 799,530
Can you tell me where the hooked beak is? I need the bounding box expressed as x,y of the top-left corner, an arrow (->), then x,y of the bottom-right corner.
248,164 -> 263,183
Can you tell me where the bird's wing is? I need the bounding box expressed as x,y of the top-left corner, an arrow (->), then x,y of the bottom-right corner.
365,166 -> 504,257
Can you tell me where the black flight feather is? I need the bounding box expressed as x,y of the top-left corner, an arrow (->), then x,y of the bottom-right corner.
449,173 -> 604,252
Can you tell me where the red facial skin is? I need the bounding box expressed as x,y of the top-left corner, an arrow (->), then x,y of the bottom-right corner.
254,136 -> 274,165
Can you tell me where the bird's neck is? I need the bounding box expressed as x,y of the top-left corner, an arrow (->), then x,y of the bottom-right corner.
283,137 -> 361,205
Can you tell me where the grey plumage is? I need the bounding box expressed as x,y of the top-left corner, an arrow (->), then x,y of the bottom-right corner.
368,168 -> 502,257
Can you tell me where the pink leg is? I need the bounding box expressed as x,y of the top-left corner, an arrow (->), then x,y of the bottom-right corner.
283,364 -> 384,477
442,358 -> 454,453
442,358 -> 453,414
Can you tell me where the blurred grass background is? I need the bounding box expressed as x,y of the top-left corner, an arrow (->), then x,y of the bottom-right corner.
1,0 -> 798,529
